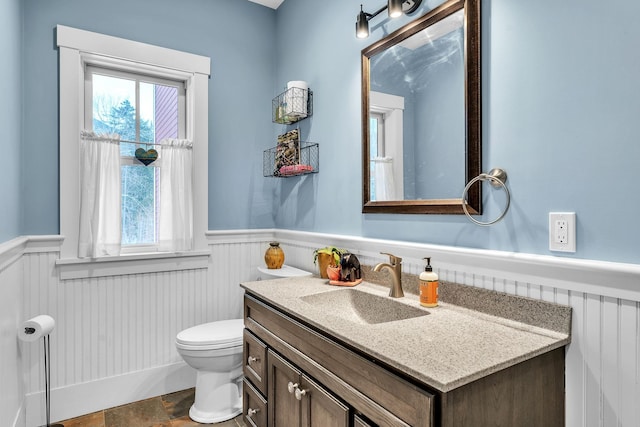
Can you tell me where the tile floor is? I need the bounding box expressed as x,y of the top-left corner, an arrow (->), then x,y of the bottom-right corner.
58,388 -> 246,427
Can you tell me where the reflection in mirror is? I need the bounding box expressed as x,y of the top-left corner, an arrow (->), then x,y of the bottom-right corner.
362,0 -> 481,214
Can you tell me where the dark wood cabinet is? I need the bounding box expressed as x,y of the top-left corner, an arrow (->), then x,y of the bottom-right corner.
243,293 -> 565,427
243,378 -> 267,427
268,350 -> 349,427
268,350 -> 302,426
243,294 -> 431,427
354,414 -> 375,427
244,329 -> 267,395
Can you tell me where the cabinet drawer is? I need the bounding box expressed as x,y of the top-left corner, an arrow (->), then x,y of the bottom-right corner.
244,329 -> 267,395
354,414 -> 375,427
243,378 -> 267,427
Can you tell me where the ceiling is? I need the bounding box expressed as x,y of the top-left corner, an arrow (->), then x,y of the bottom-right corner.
247,0 -> 284,9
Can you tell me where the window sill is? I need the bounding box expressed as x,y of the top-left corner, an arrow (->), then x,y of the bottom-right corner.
56,250 -> 210,280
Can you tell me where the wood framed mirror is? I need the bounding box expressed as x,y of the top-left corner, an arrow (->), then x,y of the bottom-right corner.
361,0 -> 481,214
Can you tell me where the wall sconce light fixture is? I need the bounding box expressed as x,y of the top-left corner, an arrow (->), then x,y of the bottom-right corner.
356,0 -> 423,39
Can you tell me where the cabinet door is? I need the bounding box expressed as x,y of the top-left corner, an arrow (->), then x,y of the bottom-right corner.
268,350 -> 301,427
300,374 -> 349,427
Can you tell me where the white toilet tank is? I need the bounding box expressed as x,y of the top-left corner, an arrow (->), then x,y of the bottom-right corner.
257,264 -> 312,280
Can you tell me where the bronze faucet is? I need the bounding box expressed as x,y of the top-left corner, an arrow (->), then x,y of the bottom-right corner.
373,252 -> 404,298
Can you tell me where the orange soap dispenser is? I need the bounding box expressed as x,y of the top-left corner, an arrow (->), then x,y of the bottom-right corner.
419,257 -> 439,307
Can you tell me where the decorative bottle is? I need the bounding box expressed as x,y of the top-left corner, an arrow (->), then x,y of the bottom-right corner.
264,242 -> 285,269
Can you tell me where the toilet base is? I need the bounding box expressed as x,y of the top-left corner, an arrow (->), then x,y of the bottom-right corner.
189,374 -> 242,423
189,404 -> 241,424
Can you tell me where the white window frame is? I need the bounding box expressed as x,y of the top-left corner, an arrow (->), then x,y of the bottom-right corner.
56,25 -> 210,277
370,91 -> 404,199
370,112 -> 385,157
84,66 -> 186,253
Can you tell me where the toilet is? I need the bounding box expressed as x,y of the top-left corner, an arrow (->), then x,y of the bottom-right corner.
176,318 -> 244,423
257,264 -> 312,280
175,265 -> 311,423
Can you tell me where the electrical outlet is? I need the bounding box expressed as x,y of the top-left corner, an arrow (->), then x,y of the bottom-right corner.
549,212 -> 576,252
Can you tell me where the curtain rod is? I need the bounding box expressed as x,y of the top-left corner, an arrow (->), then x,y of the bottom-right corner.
81,135 -> 192,148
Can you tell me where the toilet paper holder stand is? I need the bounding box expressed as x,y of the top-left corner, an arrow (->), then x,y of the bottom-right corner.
20,321 -> 63,427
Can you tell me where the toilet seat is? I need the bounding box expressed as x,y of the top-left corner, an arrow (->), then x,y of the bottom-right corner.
176,319 -> 244,351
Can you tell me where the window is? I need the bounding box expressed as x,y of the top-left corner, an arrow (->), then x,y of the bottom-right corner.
84,67 -> 186,252
370,91 -> 405,200
57,25 -> 210,271
369,112 -> 384,199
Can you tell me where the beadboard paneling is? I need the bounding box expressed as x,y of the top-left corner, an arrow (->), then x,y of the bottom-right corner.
17,240 -> 215,424
4,231 -> 640,426
21,253 -> 211,393
265,231 -> 640,427
0,239 -> 25,427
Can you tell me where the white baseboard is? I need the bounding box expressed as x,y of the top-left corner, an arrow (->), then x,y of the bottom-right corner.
26,362 -> 196,425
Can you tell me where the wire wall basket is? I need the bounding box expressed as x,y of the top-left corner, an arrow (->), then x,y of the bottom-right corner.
263,142 -> 319,177
272,87 -> 313,124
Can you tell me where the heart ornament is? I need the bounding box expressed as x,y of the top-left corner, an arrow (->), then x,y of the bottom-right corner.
135,148 -> 158,166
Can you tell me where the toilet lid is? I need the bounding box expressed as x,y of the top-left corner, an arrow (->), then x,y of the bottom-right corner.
176,319 -> 244,348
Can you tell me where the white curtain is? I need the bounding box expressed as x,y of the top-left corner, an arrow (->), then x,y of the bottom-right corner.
372,156 -> 397,200
78,131 -> 122,258
159,139 -> 193,252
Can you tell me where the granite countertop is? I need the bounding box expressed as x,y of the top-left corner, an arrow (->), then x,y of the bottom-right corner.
240,276 -> 571,393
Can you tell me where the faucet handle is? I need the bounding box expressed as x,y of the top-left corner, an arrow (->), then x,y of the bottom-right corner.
380,252 -> 402,265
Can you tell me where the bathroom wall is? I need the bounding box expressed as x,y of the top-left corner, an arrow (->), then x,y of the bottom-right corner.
0,239 -> 26,427
273,0 -> 640,265
0,0 -> 22,242
217,230 -> 640,427
5,232 -> 638,425
3,0 -> 639,425
15,0 -> 640,264
19,0 -> 278,236
9,235 -> 255,425
0,0 -> 25,424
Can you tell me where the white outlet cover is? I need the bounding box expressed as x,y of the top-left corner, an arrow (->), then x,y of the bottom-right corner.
549,212 -> 576,253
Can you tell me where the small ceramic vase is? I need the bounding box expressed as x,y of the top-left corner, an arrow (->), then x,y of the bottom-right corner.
326,265 -> 341,281
264,242 -> 285,269
316,253 -> 333,279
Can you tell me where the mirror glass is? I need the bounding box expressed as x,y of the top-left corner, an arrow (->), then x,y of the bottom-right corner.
362,0 -> 481,214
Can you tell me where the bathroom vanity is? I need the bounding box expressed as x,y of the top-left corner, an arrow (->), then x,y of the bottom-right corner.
241,277 -> 571,427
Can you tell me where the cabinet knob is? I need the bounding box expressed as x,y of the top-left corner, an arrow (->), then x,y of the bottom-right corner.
247,356 -> 258,365
287,382 -> 299,394
294,388 -> 308,401
247,407 -> 259,417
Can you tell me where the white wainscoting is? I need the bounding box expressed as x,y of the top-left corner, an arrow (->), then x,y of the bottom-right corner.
209,229 -> 640,427
18,237 -> 225,425
3,230 -> 640,426
0,237 -> 26,427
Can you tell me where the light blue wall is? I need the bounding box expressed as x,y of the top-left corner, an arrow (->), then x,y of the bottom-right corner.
273,0 -> 640,264
414,37 -> 465,199
0,0 -> 22,242
20,0 -> 278,235
370,31 -> 465,200
11,0 -> 640,264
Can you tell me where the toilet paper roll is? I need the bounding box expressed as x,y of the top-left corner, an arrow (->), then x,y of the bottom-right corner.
18,315 -> 55,342
287,80 -> 308,91
285,81 -> 309,117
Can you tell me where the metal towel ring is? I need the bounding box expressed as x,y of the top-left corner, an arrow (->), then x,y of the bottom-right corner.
462,168 -> 510,226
